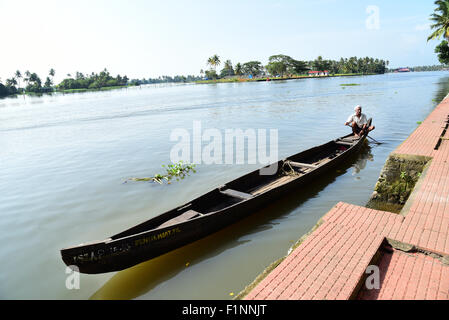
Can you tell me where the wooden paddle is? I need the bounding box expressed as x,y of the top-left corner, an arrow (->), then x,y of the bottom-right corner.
367,135 -> 383,144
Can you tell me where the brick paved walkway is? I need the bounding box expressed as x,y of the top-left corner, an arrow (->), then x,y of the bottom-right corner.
244,96 -> 449,300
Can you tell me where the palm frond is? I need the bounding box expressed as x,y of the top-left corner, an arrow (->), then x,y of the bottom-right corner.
428,28 -> 445,41
428,0 -> 449,41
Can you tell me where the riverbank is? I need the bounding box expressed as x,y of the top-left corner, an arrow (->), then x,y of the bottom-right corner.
56,85 -> 129,94
195,73 -> 377,84
239,94 -> 449,300
0,85 -> 131,98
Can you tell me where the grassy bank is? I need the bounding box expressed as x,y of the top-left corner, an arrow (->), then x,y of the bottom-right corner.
56,85 -> 129,94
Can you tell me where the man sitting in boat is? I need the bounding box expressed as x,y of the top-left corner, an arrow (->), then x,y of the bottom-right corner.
344,105 -> 375,137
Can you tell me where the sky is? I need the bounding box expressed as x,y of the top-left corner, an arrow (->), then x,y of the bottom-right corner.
0,0 -> 443,83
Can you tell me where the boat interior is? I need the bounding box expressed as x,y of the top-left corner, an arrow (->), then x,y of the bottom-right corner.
157,137 -> 359,226
223,137 -> 357,196
111,136 -> 360,238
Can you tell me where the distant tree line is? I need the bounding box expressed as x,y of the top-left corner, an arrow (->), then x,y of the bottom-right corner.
201,54 -> 389,80
307,56 -> 388,75
408,65 -> 448,72
0,54 -> 390,98
0,68 -> 133,97
57,69 -> 128,90
0,69 -> 55,97
128,75 -> 203,85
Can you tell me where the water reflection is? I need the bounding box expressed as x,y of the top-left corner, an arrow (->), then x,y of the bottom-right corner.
352,144 -> 374,174
434,76 -> 449,103
90,142 -> 373,300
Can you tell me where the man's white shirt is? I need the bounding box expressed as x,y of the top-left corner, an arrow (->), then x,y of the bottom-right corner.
347,113 -> 368,128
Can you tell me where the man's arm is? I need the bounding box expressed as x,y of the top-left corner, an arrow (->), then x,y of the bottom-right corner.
345,115 -> 353,126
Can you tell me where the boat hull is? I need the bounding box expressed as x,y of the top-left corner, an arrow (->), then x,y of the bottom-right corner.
61,134 -> 367,274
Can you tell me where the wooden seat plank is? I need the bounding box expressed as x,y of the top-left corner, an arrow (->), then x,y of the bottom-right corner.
158,210 -> 202,228
336,141 -> 354,146
220,188 -> 254,200
287,161 -> 318,169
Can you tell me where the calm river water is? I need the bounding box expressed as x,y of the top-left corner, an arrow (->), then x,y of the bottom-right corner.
1,72 -> 448,299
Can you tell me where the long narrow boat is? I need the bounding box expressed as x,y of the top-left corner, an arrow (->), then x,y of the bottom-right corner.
61,123 -> 371,274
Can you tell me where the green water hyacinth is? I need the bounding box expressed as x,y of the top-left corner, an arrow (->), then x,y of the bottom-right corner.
127,161 -> 197,184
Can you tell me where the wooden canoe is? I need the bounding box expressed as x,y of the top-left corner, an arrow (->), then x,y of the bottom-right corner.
61,125 -> 371,274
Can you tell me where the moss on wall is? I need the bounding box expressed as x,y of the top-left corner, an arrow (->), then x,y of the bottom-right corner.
366,154 -> 431,213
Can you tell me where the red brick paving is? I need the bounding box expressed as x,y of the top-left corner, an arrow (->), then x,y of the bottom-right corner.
357,250 -> 449,300
244,209 -> 386,300
245,96 -> 449,300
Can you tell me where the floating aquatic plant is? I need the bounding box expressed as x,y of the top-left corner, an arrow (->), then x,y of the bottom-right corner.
126,161 -> 197,184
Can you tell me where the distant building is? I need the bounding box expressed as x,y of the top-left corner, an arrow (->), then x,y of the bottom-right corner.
308,70 -> 329,76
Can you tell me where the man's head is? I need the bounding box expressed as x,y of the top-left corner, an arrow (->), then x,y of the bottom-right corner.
355,105 -> 362,115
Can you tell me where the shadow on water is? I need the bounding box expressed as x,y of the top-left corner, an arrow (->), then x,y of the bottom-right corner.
434,76 -> 449,103
90,143 -> 373,300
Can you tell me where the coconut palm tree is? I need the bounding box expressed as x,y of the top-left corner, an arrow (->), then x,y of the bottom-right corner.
207,54 -> 221,71
15,70 -> 22,89
223,60 -> 232,70
44,77 -> 53,88
428,0 -> 449,41
213,55 -> 221,69
5,78 -> 17,88
222,60 -> 234,77
24,70 -> 31,88
49,68 -> 55,81
207,57 -> 214,69
235,63 -> 242,76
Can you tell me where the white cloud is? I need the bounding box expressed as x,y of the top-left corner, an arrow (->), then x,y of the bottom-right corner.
415,23 -> 430,31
